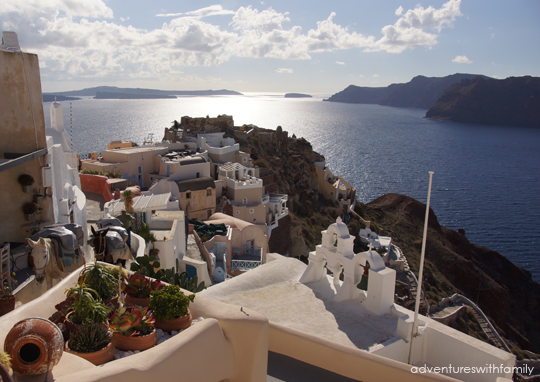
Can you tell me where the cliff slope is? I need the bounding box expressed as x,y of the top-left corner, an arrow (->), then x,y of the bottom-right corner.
324,73 -> 489,109
425,76 -> 540,127
362,193 -> 540,357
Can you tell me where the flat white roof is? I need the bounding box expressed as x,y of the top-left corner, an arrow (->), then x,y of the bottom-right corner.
107,193 -> 171,215
200,256 -> 399,352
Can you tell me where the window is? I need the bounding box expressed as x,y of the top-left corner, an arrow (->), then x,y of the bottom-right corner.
196,172 -> 200,178
243,197 -> 247,204
207,189 -> 212,196
236,210 -> 240,215
249,208 -> 254,214
243,157 -> 247,162
186,192 -> 191,199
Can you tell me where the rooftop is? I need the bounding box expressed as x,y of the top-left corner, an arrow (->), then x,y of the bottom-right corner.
201,256 -> 398,351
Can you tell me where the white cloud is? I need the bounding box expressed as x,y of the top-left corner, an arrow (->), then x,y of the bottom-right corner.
373,74 -> 379,77
452,55 -> 472,64
0,1 -> 464,83
395,6 -> 404,16
373,0 -> 462,53
276,68 -> 293,74
120,17 -> 130,22
359,74 -> 364,78
156,5 -> 235,18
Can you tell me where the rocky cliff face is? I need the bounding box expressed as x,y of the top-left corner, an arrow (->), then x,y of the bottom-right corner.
324,73 -> 488,109
363,193 -> 540,357
233,125 -> 539,358
425,76 -> 540,127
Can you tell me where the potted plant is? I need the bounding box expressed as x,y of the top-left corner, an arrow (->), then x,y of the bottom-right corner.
64,283 -> 111,333
80,262 -> 122,309
18,174 -> 35,193
33,189 -> 44,204
0,350 -> 15,382
0,277 -> 16,317
22,202 -> 38,221
123,274 -> 162,307
110,306 -> 157,351
150,285 -> 195,332
64,322 -> 115,366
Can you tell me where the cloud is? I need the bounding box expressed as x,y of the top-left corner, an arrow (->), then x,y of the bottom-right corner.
359,74 -> 364,77
0,1 -> 464,83
395,6 -> 404,16
336,61 -> 345,65
373,0 -> 462,53
452,55 -> 472,64
276,68 -> 293,74
156,5 -> 235,18
120,17 -> 130,22
373,74 -> 379,77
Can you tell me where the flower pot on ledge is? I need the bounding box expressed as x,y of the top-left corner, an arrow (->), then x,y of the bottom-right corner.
154,309 -> 192,332
111,329 -> 157,351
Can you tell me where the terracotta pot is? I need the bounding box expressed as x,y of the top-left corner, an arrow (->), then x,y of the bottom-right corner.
111,329 -> 157,351
155,309 -> 192,332
0,295 -> 16,316
124,294 -> 150,307
65,341 -> 115,366
103,295 -> 120,310
4,317 -> 64,375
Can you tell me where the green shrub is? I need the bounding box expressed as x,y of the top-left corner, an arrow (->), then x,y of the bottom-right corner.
150,285 -> 195,321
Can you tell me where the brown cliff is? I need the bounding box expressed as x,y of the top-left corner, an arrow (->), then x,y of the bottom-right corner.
363,193 -> 540,357
426,76 -> 540,127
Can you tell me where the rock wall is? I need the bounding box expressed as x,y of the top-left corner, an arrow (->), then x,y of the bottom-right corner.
181,115 -> 234,137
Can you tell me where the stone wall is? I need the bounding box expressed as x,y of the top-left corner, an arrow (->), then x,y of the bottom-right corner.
182,115 -> 234,137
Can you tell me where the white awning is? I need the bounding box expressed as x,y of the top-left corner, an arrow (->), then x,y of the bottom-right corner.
107,193 -> 171,215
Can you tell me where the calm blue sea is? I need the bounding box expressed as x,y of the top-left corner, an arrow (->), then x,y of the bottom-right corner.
43,93 -> 540,282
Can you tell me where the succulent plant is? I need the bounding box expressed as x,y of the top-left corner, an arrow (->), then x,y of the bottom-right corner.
68,323 -> 111,353
150,285 -> 195,321
80,262 -> 119,301
110,306 -> 155,337
123,274 -> 163,299
66,283 -> 111,325
0,350 -> 11,369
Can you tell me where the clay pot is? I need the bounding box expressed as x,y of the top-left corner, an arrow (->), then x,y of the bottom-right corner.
0,295 -> 16,316
111,329 -> 157,351
103,295 -> 120,311
155,309 -> 192,332
65,341 -> 115,366
124,294 -> 150,307
4,317 -> 64,375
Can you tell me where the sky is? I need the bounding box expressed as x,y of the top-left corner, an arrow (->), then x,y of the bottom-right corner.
1,0 -> 539,93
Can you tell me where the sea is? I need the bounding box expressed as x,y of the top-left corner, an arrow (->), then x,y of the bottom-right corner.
43,93 -> 540,282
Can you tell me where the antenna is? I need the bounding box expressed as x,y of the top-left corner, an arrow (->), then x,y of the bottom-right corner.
70,102 -> 74,151
408,171 -> 434,365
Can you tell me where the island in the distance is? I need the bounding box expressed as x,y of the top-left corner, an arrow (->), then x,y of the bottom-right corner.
94,92 -> 176,100
42,95 -> 81,102
43,86 -> 243,98
284,93 -> 312,98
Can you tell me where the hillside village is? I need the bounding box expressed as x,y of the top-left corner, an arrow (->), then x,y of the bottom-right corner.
1,31 -> 538,382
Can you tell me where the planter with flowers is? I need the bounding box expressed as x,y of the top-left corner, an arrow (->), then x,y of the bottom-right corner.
18,174 -> 35,193
150,285 -> 195,332
123,274 -> 163,307
110,306 -> 157,351
22,202 -> 38,221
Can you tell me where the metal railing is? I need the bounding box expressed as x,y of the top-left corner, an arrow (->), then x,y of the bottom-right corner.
231,259 -> 262,271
